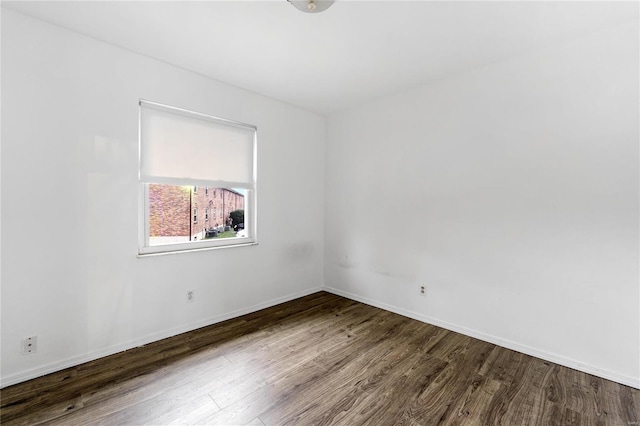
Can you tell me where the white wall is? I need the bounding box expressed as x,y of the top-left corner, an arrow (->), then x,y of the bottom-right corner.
325,20 -> 639,387
1,10 -> 325,386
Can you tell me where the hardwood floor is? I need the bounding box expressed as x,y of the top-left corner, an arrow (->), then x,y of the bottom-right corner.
1,291 -> 638,425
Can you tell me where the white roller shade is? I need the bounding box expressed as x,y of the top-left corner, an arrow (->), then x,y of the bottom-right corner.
139,100 -> 256,188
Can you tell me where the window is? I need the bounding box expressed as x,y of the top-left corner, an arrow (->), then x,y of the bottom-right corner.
138,100 -> 257,254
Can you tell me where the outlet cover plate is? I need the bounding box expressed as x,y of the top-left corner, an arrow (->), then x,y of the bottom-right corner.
22,336 -> 37,354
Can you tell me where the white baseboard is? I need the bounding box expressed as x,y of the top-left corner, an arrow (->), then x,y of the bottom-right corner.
324,286 -> 640,390
0,286 -> 323,388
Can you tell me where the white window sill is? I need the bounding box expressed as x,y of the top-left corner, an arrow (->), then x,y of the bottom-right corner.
137,241 -> 258,257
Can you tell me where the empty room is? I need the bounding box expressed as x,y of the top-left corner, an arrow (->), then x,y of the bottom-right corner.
1,0 -> 639,424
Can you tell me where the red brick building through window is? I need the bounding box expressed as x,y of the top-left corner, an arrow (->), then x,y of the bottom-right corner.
149,184 -> 245,244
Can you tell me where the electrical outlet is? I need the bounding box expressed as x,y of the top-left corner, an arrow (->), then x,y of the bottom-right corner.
187,290 -> 194,302
420,285 -> 426,296
22,336 -> 37,354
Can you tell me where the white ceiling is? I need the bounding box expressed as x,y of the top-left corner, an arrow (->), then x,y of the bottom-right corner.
2,1 -> 637,115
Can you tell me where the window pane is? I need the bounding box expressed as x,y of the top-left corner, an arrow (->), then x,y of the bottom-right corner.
148,184 -> 247,246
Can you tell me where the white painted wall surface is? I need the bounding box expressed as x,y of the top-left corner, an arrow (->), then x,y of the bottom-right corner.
1,10 -> 325,386
325,21 -> 639,387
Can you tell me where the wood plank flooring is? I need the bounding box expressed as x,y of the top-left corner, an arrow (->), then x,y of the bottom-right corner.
1,291 -> 638,425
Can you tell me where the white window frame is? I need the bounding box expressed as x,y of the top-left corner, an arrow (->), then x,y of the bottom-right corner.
138,100 -> 257,255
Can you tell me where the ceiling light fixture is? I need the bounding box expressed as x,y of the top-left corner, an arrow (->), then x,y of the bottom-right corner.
288,0 -> 334,14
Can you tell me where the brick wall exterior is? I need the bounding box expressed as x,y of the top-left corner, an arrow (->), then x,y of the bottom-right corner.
149,184 -> 190,238
193,187 -> 245,234
149,184 -> 245,239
